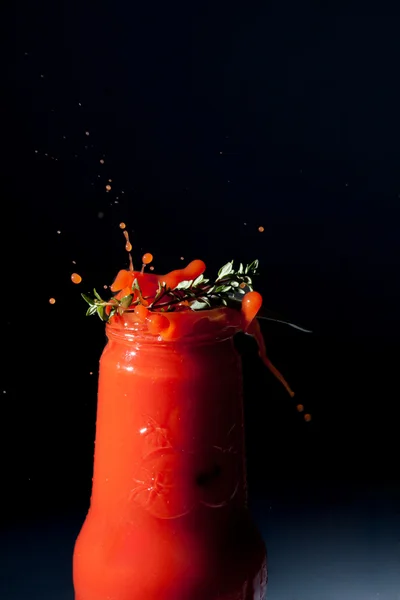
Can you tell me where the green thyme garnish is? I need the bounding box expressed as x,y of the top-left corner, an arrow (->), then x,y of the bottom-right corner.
82,260 -> 259,322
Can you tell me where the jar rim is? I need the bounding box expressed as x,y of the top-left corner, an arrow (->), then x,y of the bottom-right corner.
105,305 -> 243,344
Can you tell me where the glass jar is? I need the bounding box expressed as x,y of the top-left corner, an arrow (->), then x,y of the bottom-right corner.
73,309 -> 267,600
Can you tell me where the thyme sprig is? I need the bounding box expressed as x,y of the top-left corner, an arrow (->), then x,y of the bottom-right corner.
82,260 -> 259,322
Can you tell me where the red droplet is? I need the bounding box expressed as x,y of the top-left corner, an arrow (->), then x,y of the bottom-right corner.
241,291 -> 263,329
134,305 -> 149,322
147,313 -> 169,336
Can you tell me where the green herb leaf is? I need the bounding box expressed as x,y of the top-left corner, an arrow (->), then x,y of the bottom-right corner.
190,300 -> 210,310
120,294 -> 133,309
217,261 -> 234,280
175,280 -> 193,290
96,305 -> 107,321
82,293 -> 95,306
192,274 -> 204,286
246,259 -> 259,274
93,289 -> 103,301
132,278 -> 141,291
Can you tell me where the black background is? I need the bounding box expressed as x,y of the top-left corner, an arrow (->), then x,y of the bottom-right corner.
3,2 -> 400,598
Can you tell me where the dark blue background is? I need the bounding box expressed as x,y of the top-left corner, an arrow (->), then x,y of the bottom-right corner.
3,3 -> 400,598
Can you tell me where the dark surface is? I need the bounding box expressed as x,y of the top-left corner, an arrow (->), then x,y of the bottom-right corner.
2,483 -> 400,599
3,3 -> 400,599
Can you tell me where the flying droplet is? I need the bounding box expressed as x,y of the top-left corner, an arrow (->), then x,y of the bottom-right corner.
125,241 -> 132,252
57,230 -> 61,234
100,159 -> 105,164
149,266 -> 155,271
258,226 -> 264,233
142,253 -> 153,265
304,414 -> 312,422
119,222 -> 126,229
108,179 -> 112,183
72,260 -> 76,264
98,212 -> 104,219
105,184 -> 111,192
180,256 -> 184,261
85,131 -> 90,136
71,273 -> 82,284
49,298 -> 56,304
296,404 -> 304,412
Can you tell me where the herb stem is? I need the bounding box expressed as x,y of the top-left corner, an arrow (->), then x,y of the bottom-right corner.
151,285 -> 212,310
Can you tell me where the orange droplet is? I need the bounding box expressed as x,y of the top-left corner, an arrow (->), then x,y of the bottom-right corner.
296,404 -> 304,412
134,304 -> 149,322
119,222 -> 126,229
241,291 -> 263,330
110,270 -> 135,293
258,226 -> 265,233
105,184 -> 111,192
147,313 -> 170,336
49,298 -> 56,304
239,282 -> 246,289
89,371 -> 93,375
100,159 -> 105,164
304,413 -> 312,422
149,265 -> 155,271
142,252 -> 153,265
71,273 -> 82,284
108,178 -> 112,182
125,241 -> 132,252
